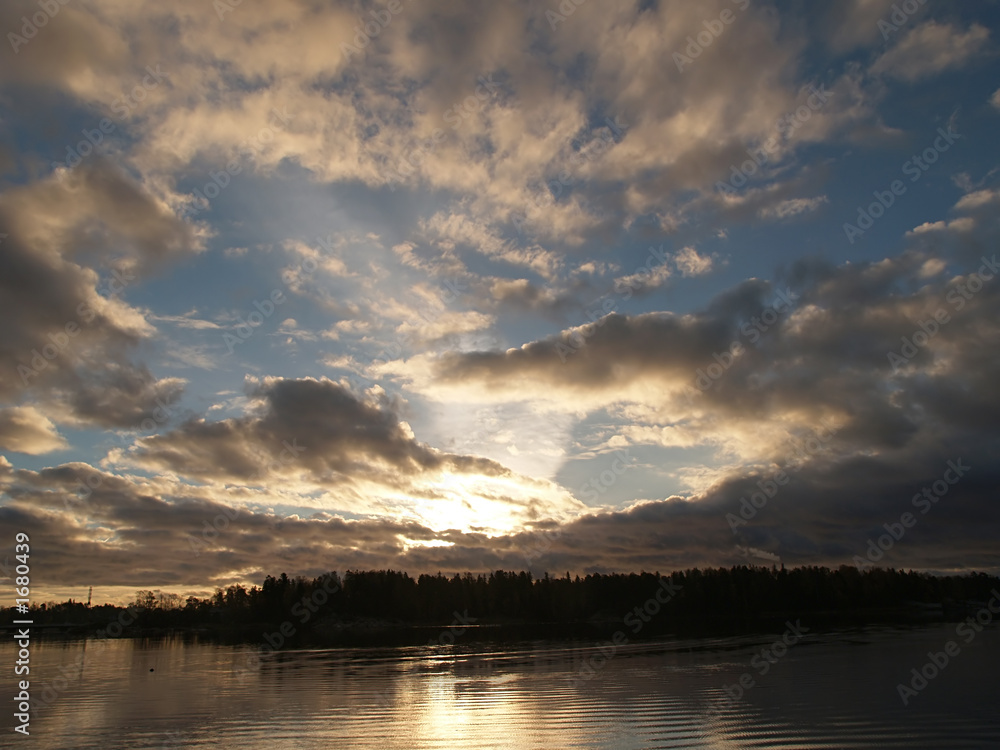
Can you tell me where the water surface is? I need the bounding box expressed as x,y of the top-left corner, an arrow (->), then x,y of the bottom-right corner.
2,623 -> 997,748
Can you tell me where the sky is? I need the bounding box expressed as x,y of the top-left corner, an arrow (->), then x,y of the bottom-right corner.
1,0 -> 999,604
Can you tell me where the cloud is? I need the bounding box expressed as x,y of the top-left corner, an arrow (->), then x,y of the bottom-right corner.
871,22 -> 990,81
485,277 -> 583,317
0,0 -> 881,242
127,377 -> 484,481
613,264 -> 672,295
954,189 -> 1000,212
396,310 -> 495,344
0,0 -> 130,100
907,218 -> 975,236
673,246 -> 715,277
904,187 -> 1000,251
823,0 -> 909,52
390,249 -> 1000,475
758,195 -> 829,220
609,244 -> 718,294
119,376 -> 585,533
150,311 -> 222,330
5,242 -> 1000,591
0,407 -> 68,455
58,366 -> 187,430
2,438 -> 997,602
2,160 -> 203,276
419,211 -> 565,281
1,0 -> 998,598
0,162 -> 199,428
403,280 -> 792,412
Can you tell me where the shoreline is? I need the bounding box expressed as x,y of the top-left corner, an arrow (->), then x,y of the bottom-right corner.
1,604 -> 981,648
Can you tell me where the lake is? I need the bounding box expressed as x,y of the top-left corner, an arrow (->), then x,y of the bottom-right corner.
2,622 -> 997,748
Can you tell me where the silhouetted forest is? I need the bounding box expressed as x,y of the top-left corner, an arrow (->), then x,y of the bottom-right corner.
9,566 -> 999,642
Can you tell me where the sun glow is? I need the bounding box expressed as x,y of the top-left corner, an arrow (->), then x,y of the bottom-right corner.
387,471 -> 584,536
399,537 -> 455,553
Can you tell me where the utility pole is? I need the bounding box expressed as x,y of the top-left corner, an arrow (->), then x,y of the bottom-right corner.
87,586 -> 92,607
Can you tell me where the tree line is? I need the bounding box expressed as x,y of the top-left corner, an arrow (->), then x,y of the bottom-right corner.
11,565 -> 999,635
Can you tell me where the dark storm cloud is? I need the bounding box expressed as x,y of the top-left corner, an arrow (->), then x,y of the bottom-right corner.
431,249 -> 1000,449
0,159 -> 199,275
0,217 -> 139,404
431,277 -> 786,392
1,438 -> 997,597
129,377 -> 510,484
0,161 -> 198,432
386,246 -> 1000,574
64,363 -> 186,430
